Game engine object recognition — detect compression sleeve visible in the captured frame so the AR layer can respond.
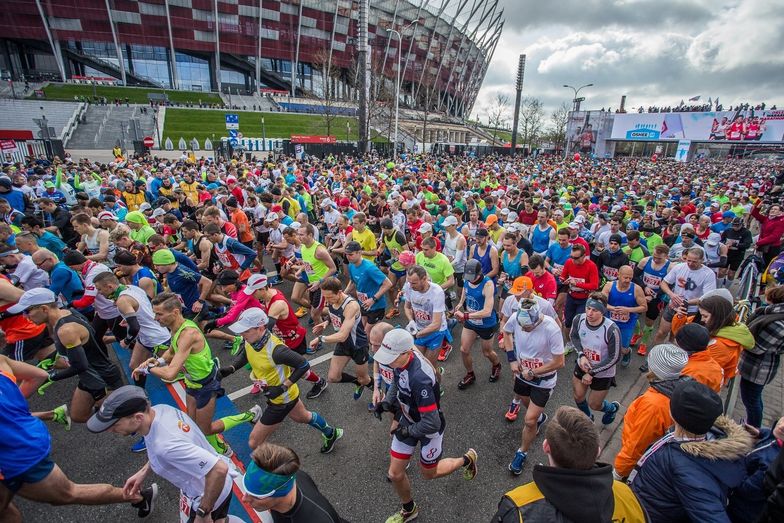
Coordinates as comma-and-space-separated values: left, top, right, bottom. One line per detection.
707, 255, 727, 268
70, 293, 96, 309
271, 345, 309, 384
265, 316, 278, 331
124, 314, 141, 338
49, 345, 89, 381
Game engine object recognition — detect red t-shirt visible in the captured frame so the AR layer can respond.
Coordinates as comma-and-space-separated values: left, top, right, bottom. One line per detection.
530, 271, 557, 300
560, 258, 599, 299
518, 210, 538, 226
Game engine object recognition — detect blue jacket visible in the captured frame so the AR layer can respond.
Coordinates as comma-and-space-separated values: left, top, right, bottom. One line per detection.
631, 416, 753, 523
728, 428, 782, 523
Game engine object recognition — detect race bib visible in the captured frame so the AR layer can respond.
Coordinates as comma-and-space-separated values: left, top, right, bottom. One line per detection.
329, 312, 343, 330
521, 358, 544, 370
584, 349, 601, 363
357, 291, 369, 302
413, 309, 431, 323
603, 266, 619, 280
610, 310, 630, 322
379, 366, 394, 384
642, 273, 662, 289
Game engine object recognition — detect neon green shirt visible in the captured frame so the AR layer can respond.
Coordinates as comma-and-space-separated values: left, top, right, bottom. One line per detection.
415, 251, 454, 286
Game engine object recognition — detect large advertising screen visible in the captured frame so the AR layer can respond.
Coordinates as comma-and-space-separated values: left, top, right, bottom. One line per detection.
610, 110, 784, 142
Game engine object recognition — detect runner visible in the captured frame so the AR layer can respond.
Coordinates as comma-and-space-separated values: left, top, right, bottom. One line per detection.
502, 299, 565, 474
223, 307, 343, 452
415, 236, 456, 361
401, 265, 453, 368
441, 215, 467, 289
380, 218, 410, 318
345, 241, 393, 333
297, 224, 338, 325
203, 222, 258, 281
112, 249, 162, 299
310, 277, 373, 400
560, 244, 600, 350
454, 260, 502, 390
602, 266, 648, 367
373, 328, 478, 523
633, 244, 671, 356
571, 293, 623, 425
0, 276, 58, 366
150, 249, 214, 320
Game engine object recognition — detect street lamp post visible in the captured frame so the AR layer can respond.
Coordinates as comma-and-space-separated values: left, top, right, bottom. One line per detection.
562, 83, 593, 158
386, 20, 418, 159
261, 116, 266, 151
346, 121, 350, 142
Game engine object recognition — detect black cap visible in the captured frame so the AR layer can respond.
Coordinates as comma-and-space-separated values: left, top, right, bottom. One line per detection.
380, 218, 394, 230
675, 323, 711, 353
114, 250, 138, 266
670, 379, 723, 435
463, 259, 483, 282
155, 197, 170, 206
225, 197, 239, 208
87, 385, 149, 433
63, 249, 87, 266
609, 233, 622, 244
345, 241, 362, 254
215, 269, 239, 286
476, 228, 489, 237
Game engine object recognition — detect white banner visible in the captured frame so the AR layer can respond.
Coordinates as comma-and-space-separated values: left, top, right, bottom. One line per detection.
610, 110, 784, 142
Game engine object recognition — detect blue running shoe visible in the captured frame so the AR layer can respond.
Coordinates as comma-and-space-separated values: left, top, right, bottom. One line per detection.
536, 413, 549, 434
131, 437, 147, 453
508, 450, 527, 475
601, 401, 621, 426
621, 350, 631, 368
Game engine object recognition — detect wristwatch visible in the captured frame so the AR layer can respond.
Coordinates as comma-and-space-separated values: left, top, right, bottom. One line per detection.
196, 506, 210, 518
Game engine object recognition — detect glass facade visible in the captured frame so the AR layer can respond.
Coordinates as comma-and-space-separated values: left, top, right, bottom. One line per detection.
176, 52, 211, 91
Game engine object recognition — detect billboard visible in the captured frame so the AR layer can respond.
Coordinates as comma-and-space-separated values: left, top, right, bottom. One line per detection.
565, 111, 615, 157
610, 110, 784, 142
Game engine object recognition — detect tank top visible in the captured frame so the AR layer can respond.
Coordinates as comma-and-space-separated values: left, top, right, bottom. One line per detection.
132, 266, 164, 295
384, 231, 406, 271
705, 243, 721, 268
531, 224, 553, 253
301, 241, 329, 282
196, 235, 221, 276
574, 314, 618, 379
214, 236, 244, 272
472, 244, 494, 279
245, 332, 299, 405
327, 296, 368, 348
118, 285, 171, 348
443, 232, 465, 272
642, 258, 669, 294
262, 290, 306, 349
53, 310, 115, 390
607, 281, 639, 329
502, 248, 525, 279
464, 276, 498, 328
171, 319, 215, 388
84, 229, 116, 267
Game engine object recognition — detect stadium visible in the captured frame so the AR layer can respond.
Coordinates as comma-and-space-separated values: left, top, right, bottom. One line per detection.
0, 0, 503, 118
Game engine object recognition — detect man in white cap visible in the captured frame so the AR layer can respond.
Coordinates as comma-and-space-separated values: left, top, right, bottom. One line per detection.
373, 328, 478, 523
223, 307, 343, 453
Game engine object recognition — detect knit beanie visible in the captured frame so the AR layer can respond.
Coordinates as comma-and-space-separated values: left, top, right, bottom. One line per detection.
647, 343, 688, 380
675, 323, 711, 353
670, 379, 723, 434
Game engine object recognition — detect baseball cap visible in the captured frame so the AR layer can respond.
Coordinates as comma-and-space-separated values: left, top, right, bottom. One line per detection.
243, 274, 268, 295
265, 212, 279, 222
374, 328, 414, 366
442, 215, 458, 227
228, 307, 269, 334
97, 211, 117, 221
511, 276, 534, 294
722, 211, 735, 219
670, 380, 723, 435
706, 232, 721, 246
419, 222, 432, 233
87, 385, 149, 433
7, 288, 57, 314
568, 221, 580, 230
338, 197, 351, 207
380, 218, 394, 229
476, 228, 489, 237
113, 250, 138, 266
398, 251, 416, 267
647, 343, 688, 380
138, 202, 152, 212
345, 241, 362, 254
485, 214, 498, 226
151, 208, 166, 218
152, 249, 176, 266
463, 259, 483, 282
320, 199, 334, 208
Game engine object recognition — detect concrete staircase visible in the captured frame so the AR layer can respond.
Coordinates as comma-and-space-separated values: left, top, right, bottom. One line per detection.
66, 104, 156, 149
221, 93, 276, 112
0, 99, 82, 140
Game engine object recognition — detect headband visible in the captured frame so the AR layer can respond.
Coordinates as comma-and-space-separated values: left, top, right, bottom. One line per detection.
585, 298, 607, 315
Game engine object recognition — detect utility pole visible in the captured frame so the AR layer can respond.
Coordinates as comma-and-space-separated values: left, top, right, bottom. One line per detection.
510, 54, 525, 153
357, 0, 370, 153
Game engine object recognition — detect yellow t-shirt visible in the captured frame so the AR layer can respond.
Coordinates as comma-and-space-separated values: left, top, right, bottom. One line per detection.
351, 227, 377, 261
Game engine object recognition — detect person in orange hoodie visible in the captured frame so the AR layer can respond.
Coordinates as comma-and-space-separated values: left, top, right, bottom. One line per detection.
613, 343, 689, 480
671, 290, 754, 386
675, 322, 724, 393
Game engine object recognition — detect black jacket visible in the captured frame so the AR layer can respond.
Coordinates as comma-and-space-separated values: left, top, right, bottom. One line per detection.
759, 445, 784, 523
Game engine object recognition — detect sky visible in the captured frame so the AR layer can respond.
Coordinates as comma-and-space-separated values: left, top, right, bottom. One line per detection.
471, 0, 784, 126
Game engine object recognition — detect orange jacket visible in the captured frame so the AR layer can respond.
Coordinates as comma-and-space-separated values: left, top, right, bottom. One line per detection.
682, 351, 724, 392
614, 387, 673, 478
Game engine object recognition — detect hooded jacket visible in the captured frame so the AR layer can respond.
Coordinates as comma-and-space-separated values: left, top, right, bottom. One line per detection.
493, 462, 649, 523
682, 350, 724, 393
124, 211, 156, 245
614, 377, 690, 478
631, 416, 753, 523
672, 315, 754, 384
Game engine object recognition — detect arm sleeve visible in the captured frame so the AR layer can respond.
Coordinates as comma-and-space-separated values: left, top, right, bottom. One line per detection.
707, 255, 727, 268
406, 409, 442, 439
451, 242, 466, 268
570, 316, 584, 352
632, 263, 646, 288
228, 238, 258, 270
70, 293, 96, 309
73, 173, 82, 189
271, 345, 309, 384
590, 324, 622, 375
50, 344, 90, 381
386, 379, 400, 408
125, 314, 141, 339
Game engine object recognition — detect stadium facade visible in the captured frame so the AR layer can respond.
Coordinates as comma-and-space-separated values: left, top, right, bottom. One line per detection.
0, 0, 503, 117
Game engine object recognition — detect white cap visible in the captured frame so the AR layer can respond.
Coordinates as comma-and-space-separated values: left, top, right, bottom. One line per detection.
228, 307, 269, 334
243, 274, 269, 295
8, 288, 57, 314
568, 221, 580, 229
289, 222, 302, 230
442, 215, 458, 227
265, 212, 279, 222
152, 208, 166, 218
706, 232, 721, 246
500, 208, 510, 215
97, 211, 117, 221
575, 214, 586, 223
139, 202, 152, 212
419, 222, 432, 233
507, 211, 518, 223
320, 199, 334, 208
373, 328, 414, 365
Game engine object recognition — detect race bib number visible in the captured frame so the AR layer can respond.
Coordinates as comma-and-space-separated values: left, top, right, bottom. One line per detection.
642, 273, 662, 289
413, 309, 432, 323
610, 310, 630, 322
357, 291, 369, 302
584, 349, 601, 363
569, 277, 585, 292
521, 358, 544, 370
603, 266, 619, 280
329, 312, 343, 330
379, 366, 394, 384
302, 262, 315, 276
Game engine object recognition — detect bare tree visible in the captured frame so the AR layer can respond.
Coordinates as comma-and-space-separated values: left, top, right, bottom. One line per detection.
487, 93, 510, 146
518, 96, 545, 152
311, 47, 342, 137
547, 101, 570, 153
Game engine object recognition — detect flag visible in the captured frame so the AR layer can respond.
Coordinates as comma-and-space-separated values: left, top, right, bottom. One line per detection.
689, 95, 701, 101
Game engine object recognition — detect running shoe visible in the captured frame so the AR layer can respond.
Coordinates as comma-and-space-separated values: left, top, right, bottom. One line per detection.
215, 438, 234, 458
563, 342, 576, 355
250, 381, 264, 394
637, 343, 648, 356
437, 343, 453, 362
620, 350, 631, 368
307, 378, 328, 399
225, 336, 244, 356
132, 483, 158, 518
505, 402, 520, 422
630, 333, 642, 347
131, 438, 147, 453
52, 404, 71, 431
462, 448, 478, 480
36, 356, 58, 371
639, 362, 649, 373
385, 504, 419, 523
353, 383, 366, 400
249, 404, 263, 423
457, 372, 476, 390
385, 308, 399, 319
447, 317, 458, 331
321, 427, 343, 454
508, 450, 527, 475
601, 401, 621, 426
294, 306, 308, 318
268, 276, 282, 286
489, 363, 502, 382
536, 413, 549, 434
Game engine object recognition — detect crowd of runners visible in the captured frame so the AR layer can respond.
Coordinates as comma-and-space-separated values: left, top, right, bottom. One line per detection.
1, 151, 784, 523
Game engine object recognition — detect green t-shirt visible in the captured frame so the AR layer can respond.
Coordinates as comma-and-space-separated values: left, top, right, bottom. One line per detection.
642, 233, 663, 251
415, 251, 454, 285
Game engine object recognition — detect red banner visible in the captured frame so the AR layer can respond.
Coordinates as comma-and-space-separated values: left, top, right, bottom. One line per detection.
260, 88, 288, 95
0, 140, 18, 152
290, 135, 336, 144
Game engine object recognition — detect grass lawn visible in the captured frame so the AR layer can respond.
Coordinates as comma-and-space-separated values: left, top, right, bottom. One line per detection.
481, 127, 513, 143
33, 84, 222, 105
162, 108, 366, 144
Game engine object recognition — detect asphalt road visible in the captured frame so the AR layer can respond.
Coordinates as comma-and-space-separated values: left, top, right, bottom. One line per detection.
18, 281, 645, 523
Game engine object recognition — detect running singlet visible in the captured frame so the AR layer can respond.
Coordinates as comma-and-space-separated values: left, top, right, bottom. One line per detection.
118, 285, 171, 348
300, 241, 330, 283
384, 231, 407, 272
171, 320, 215, 388
82, 261, 120, 320
245, 333, 299, 405
472, 245, 494, 279
214, 236, 245, 272
53, 310, 122, 391
262, 290, 306, 349
327, 296, 368, 348
531, 225, 553, 253
443, 233, 466, 273
642, 258, 669, 295
132, 266, 164, 295
502, 249, 526, 281
573, 314, 620, 379
84, 229, 116, 267
0, 370, 51, 479
607, 282, 639, 329
393, 350, 443, 434
464, 276, 497, 329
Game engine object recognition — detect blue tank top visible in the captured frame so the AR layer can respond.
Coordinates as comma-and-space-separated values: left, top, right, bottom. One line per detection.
132, 266, 164, 295
472, 245, 494, 279
531, 225, 553, 253
464, 276, 498, 328
502, 249, 525, 279
0, 371, 51, 478
607, 281, 638, 329
642, 258, 670, 294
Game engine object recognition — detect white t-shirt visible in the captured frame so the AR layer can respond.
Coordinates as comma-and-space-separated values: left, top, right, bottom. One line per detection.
503, 315, 564, 389
83, 262, 120, 319
12, 256, 49, 291
501, 294, 557, 322
663, 262, 717, 313
403, 281, 448, 331
146, 404, 236, 507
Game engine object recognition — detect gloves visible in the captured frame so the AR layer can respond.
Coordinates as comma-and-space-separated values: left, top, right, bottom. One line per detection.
218, 366, 235, 379
373, 400, 393, 420
203, 320, 218, 333
392, 424, 410, 440
264, 385, 286, 399
405, 320, 419, 336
